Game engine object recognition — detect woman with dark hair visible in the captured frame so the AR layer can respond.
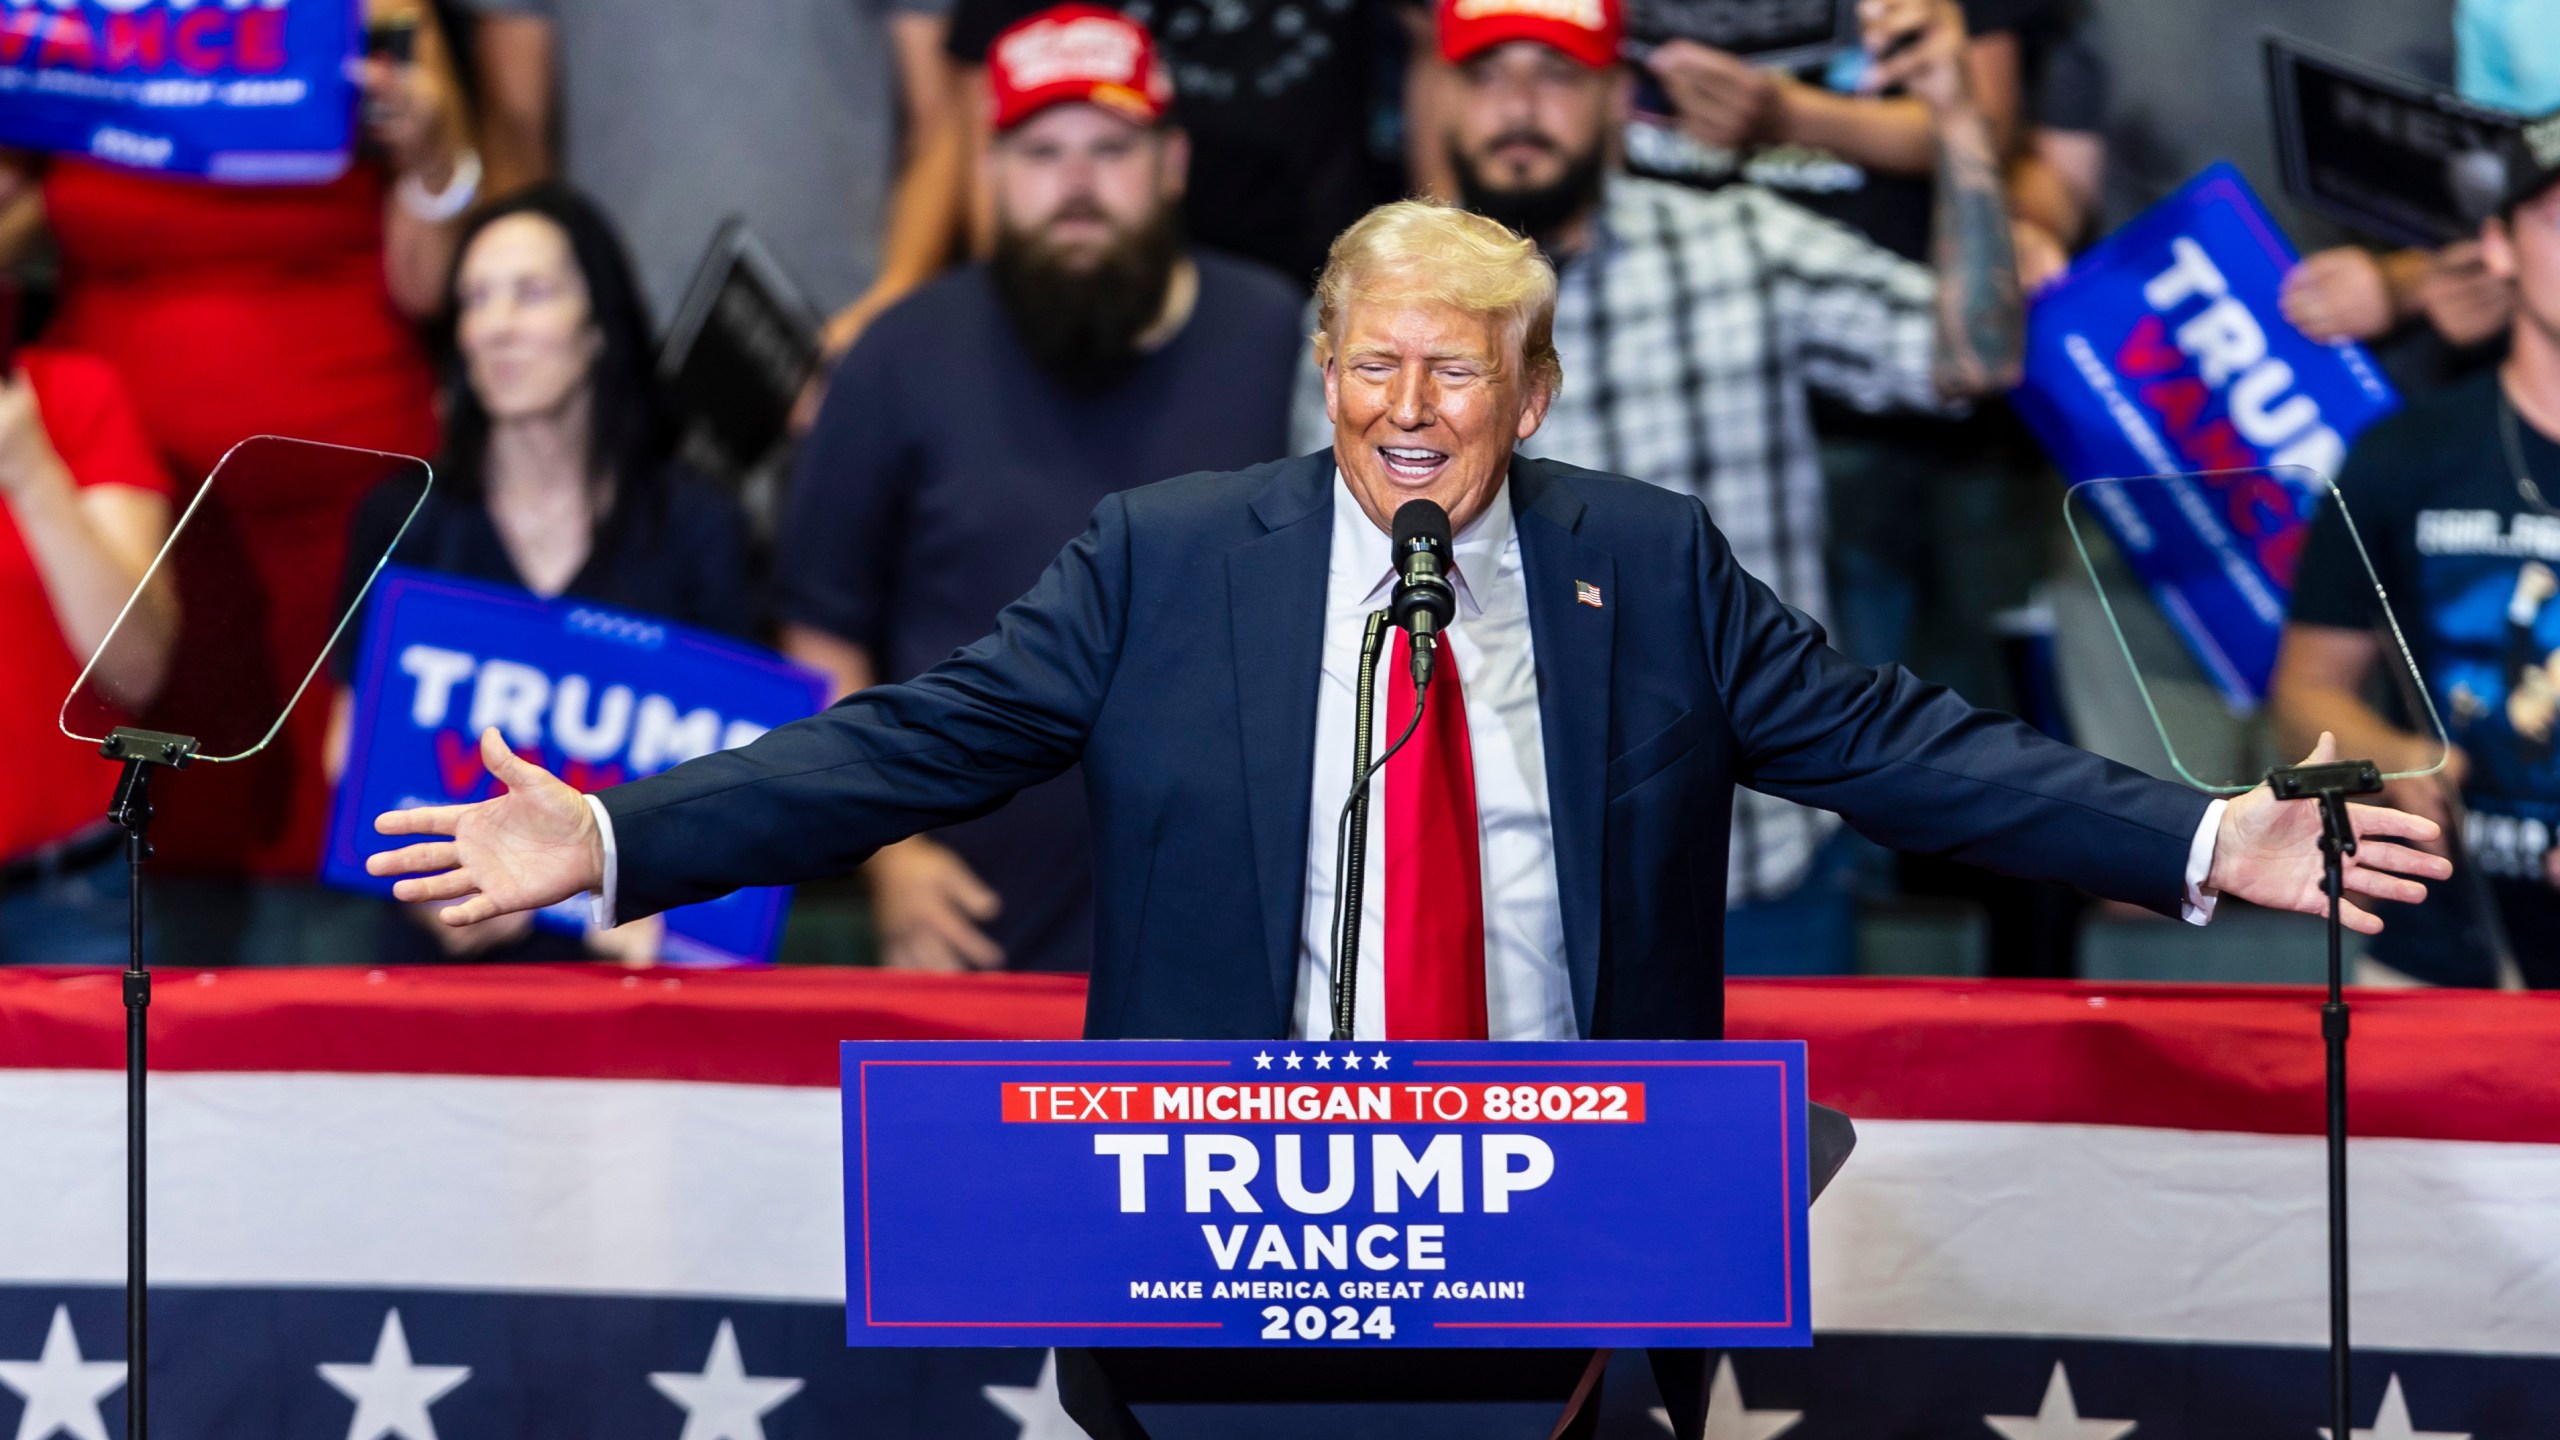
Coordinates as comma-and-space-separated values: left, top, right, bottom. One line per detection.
329, 185, 756, 962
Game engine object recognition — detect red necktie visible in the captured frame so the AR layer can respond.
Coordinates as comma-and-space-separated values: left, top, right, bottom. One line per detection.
1384, 630, 1487, 1039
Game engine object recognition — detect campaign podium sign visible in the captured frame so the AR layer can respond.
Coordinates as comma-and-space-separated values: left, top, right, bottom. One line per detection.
324, 567, 828, 965
0, 0, 361, 183
2012, 163, 2400, 708
842, 1040, 1811, 1349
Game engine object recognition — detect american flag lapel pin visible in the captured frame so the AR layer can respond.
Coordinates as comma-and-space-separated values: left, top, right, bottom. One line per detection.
1575, 579, 1604, 609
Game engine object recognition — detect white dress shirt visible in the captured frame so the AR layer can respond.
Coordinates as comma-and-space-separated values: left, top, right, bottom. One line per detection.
1290, 470, 1574, 1042
583, 469, 2231, 987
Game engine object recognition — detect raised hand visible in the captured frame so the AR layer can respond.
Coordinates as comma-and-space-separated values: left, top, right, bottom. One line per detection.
368, 728, 606, 928
2205, 734, 2454, 935
1858, 0, 1969, 109
2280, 247, 2399, 342
1644, 40, 1783, 154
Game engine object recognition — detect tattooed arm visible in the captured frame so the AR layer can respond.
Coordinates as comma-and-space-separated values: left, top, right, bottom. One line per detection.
1864, 0, 2024, 397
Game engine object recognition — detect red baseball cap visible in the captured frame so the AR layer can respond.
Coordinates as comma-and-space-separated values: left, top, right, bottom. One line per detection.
987, 4, 1175, 133
1436, 0, 1622, 70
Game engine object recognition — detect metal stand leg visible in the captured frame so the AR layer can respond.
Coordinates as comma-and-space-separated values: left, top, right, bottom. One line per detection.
125, 828, 148, 1440
101, 727, 194, 1440
2267, 759, 2377, 1440
2322, 825, 2351, 1440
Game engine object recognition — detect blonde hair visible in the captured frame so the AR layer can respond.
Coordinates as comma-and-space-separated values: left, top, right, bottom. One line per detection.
1312, 200, 1562, 398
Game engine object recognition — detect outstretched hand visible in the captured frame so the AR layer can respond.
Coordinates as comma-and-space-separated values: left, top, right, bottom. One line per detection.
368, 728, 605, 928
2206, 733, 2454, 935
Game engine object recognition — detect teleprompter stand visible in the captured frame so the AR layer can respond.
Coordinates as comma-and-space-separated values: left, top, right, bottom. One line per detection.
2267, 756, 2382, 1440
99, 725, 196, 1440
1058, 1104, 1858, 1439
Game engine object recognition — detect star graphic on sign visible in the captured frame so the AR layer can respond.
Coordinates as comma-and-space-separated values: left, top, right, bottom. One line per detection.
1371, 1051, 1391, 1068
648, 1318, 804, 1440
1340, 1053, 1363, 1069
1648, 1354, 1800, 1440
1283, 1052, 1303, 1070
1983, 1362, 2136, 1440
983, 1350, 1088, 1440
1313, 1052, 1334, 1070
2319, 1374, 2470, 1440
0, 1306, 125, 1440
317, 1309, 470, 1440
1252, 1051, 1273, 1070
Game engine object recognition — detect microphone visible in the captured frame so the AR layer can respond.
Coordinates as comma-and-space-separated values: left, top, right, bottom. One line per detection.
1390, 500, 1456, 689
1323, 501, 1453, 1040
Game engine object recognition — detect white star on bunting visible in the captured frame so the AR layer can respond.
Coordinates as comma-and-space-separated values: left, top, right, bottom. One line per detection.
0, 1306, 125, 1440
1984, 1362, 2136, 1440
1649, 1354, 1800, 1440
1371, 1051, 1391, 1068
983, 1350, 1091, 1440
2319, 1374, 2469, 1440
1252, 1052, 1273, 1069
1314, 1052, 1334, 1069
1283, 1052, 1303, 1070
317, 1309, 470, 1440
649, 1318, 804, 1440
1341, 1053, 1364, 1069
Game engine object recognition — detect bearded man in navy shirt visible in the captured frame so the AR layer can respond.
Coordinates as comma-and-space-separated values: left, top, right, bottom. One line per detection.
777, 4, 1305, 973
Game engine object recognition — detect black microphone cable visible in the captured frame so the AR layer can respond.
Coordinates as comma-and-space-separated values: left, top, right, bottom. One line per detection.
1326, 614, 1435, 1042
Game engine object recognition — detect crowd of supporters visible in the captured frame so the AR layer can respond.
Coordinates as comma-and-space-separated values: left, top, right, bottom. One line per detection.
0, 0, 2554, 988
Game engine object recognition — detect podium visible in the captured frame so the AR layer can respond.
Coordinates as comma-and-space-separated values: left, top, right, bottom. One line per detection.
841, 1039, 1852, 1439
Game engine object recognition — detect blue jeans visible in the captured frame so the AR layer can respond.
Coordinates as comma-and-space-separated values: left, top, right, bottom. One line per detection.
0, 842, 130, 966
1723, 829, 1861, 976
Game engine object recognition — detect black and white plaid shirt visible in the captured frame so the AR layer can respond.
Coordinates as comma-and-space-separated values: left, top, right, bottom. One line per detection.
1292, 173, 1947, 902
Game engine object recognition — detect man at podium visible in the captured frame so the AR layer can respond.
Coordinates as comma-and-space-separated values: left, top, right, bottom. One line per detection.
370, 200, 2448, 1041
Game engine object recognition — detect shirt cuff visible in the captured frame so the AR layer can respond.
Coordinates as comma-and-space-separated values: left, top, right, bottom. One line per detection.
2182, 797, 2229, 926
584, 793, 620, 929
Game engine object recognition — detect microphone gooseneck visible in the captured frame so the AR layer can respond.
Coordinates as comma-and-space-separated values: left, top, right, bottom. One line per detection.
1390, 499, 1456, 690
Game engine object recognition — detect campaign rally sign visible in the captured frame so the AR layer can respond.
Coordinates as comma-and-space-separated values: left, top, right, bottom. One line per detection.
2265, 33, 2522, 249
2012, 163, 2401, 708
844, 1039, 1811, 1348
324, 567, 829, 966
0, 0, 360, 183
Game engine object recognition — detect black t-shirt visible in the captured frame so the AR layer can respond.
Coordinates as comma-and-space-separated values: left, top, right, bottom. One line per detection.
333, 464, 759, 685
779, 250, 1305, 971
950, 0, 1387, 286
1624, 0, 2042, 262
2292, 372, 2560, 929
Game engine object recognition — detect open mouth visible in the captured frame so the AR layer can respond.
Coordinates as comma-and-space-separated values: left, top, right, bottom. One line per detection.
1378, 446, 1449, 484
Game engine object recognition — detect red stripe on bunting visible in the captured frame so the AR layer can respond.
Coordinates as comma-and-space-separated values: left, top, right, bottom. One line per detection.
0, 965, 1085, 1087
1728, 977, 2560, 1147
3, 969, 2556, 1145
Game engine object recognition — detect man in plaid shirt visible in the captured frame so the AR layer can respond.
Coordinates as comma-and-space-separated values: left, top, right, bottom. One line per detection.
1292, 0, 2021, 969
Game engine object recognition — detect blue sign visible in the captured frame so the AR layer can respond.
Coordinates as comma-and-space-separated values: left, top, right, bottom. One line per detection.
2012, 163, 2402, 707
323, 567, 829, 966
842, 1039, 1811, 1349
0, 0, 360, 183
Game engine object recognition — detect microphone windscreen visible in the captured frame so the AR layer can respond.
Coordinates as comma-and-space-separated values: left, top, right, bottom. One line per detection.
1393, 498, 1451, 554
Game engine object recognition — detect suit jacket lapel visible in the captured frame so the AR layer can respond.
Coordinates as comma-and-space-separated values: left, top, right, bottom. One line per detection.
1230, 454, 1335, 1028
1512, 458, 1613, 1034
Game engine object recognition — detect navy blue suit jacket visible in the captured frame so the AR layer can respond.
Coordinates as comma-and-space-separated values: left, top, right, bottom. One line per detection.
600, 452, 2211, 1039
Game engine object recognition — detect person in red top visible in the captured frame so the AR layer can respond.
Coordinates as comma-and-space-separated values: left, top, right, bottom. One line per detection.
0, 346, 175, 965
0, 4, 475, 961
